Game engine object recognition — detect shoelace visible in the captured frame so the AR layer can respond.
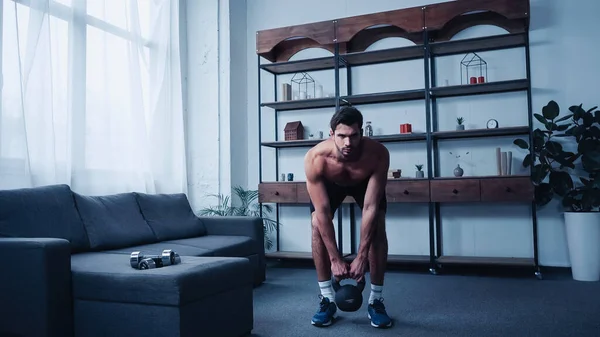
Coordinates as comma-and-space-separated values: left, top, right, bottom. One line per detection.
317, 295, 330, 312
371, 298, 387, 314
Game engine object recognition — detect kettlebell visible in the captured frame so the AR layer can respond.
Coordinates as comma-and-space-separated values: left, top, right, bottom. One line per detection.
332, 278, 366, 312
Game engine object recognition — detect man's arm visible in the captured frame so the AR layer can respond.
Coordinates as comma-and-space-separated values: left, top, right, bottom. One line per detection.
304, 153, 344, 264
356, 146, 390, 259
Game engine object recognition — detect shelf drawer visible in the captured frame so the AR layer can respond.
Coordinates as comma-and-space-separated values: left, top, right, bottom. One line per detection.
296, 183, 310, 203
430, 179, 480, 202
297, 183, 354, 204
258, 183, 297, 203
480, 177, 533, 202
386, 180, 430, 202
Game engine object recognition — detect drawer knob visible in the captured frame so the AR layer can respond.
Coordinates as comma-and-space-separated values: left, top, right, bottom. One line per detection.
506, 187, 512, 192
403, 190, 409, 195
452, 189, 458, 194
274, 191, 279, 195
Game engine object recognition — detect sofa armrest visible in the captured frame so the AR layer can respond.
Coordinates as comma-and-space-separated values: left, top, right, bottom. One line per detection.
199, 216, 265, 250
0, 238, 73, 337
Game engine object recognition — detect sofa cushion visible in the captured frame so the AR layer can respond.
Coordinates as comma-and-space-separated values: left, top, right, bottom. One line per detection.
134, 192, 207, 241
71, 253, 252, 306
103, 242, 214, 257
165, 236, 255, 257
74, 193, 156, 250
0, 184, 90, 252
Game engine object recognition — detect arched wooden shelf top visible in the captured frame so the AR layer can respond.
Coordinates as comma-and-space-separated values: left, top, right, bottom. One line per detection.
424, 0, 529, 41
268, 38, 336, 63
255, 0, 530, 61
428, 11, 526, 43
339, 24, 423, 54
256, 21, 334, 62
335, 5, 424, 45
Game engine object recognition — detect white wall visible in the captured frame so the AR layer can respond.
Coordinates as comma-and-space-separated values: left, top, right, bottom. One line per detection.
184, 0, 221, 212
184, 0, 248, 211
240, 0, 600, 267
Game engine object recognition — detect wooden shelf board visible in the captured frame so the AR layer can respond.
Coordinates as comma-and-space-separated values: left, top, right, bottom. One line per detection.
261, 97, 336, 111
433, 126, 530, 140
261, 139, 325, 148
341, 45, 424, 66
437, 255, 534, 267
265, 251, 313, 260
432, 174, 530, 180
341, 89, 425, 105
260, 56, 336, 75
345, 254, 431, 263
431, 79, 529, 98
430, 33, 527, 57
261, 133, 426, 148
371, 133, 427, 142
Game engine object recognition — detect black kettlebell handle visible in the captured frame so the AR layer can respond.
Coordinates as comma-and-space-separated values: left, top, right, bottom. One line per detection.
332, 277, 366, 292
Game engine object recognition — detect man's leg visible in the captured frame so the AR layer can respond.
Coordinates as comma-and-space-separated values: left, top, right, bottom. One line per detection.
312, 211, 332, 283
367, 212, 392, 328
310, 210, 338, 327
369, 212, 388, 288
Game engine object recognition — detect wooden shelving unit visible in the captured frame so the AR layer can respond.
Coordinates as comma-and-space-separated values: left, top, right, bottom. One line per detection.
256, 0, 540, 278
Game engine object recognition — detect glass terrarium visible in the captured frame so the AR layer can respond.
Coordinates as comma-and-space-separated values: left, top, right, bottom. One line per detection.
460, 52, 487, 84
291, 72, 315, 99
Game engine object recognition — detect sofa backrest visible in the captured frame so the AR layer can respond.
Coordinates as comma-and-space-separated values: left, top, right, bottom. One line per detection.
134, 192, 207, 241
1, 184, 208, 253
0, 184, 91, 253
73, 192, 158, 250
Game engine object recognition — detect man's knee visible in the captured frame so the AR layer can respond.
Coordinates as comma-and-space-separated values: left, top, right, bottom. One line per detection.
311, 212, 319, 230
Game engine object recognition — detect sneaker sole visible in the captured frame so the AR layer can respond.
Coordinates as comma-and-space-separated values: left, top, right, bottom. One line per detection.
311, 315, 335, 327
367, 313, 393, 328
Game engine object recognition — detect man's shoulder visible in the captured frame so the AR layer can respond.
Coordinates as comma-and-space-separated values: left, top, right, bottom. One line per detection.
305, 140, 330, 159
364, 138, 389, 156
305, 141, 330, 173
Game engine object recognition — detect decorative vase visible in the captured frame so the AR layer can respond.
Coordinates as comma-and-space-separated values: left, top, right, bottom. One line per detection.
416, 171, 424, 178
456, 125, 465, 131
453, 164, 464, 177
564, 212, 600, 281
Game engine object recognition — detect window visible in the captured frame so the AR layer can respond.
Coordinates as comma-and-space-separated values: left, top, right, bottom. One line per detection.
1, 0, 157, 173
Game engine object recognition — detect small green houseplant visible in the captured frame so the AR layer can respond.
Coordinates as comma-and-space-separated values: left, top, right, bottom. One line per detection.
456, 117, 465, 130
198, 186, 280, 250
513, 100, 600, 281
415, 164, 424, 178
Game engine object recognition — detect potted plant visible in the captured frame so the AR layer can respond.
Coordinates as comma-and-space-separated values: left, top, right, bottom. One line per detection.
198, 186, 280, 251
415, 164, 424, 178
456, 117, 465, 130
513, 100, 600, 281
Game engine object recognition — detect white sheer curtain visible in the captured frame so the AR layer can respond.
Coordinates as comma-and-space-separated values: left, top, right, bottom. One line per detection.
0, 0, 187, 195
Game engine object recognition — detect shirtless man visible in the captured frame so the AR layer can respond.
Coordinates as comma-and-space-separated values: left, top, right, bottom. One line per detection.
304, 106, 392, 328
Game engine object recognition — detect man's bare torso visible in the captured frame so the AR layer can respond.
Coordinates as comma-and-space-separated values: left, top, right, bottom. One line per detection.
306, 138, 384, 187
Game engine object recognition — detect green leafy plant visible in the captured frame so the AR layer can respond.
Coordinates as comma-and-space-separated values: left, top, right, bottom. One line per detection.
457, 117, 464, 125
513, 100, 600, 211
415, 164, 423, 171
198, 186, 280, 249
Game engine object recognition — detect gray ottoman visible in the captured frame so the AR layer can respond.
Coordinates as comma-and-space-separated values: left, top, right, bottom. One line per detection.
71, 253, 253, 337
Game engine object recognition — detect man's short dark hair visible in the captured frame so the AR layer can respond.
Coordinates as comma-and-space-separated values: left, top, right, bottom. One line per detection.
330, 106, 363, 131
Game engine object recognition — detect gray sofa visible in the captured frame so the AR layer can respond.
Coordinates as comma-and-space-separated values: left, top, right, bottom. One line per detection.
0, 184, 265, 337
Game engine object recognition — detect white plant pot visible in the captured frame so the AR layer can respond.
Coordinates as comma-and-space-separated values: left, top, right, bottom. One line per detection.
564, 212, 600, 281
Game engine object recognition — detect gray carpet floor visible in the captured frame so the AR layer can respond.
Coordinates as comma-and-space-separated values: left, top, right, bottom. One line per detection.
250, 264, 600, 337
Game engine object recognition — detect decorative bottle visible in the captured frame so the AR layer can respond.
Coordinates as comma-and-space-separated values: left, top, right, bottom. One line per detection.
365, 121, 373, 137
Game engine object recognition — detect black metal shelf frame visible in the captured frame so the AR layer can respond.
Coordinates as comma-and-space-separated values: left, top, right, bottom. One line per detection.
257, 31, 539, 277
